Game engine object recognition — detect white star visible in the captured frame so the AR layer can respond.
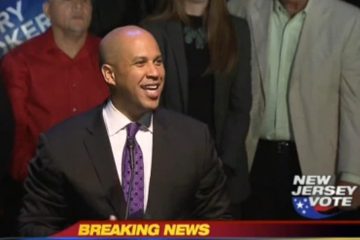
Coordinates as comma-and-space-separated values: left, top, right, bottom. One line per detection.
297, 201, 304, 209
302, 210, 306, 215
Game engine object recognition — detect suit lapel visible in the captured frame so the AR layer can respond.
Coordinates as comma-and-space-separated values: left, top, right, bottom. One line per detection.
166, 21, 189, 112
145, 109, 171, 218
83, 106, 126, 219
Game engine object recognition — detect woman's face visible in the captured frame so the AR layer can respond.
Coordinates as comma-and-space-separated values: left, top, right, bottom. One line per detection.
183, 0, 209, 16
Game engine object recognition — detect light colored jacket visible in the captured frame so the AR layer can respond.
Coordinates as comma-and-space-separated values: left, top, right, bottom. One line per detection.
228, 0, 360, 180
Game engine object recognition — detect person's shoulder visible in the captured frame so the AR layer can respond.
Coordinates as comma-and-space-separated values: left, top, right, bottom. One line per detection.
3, 31, 47, 60
44, 105, 103, 142
313, 0, 360, 29
155, 108, 208, 129
141, 18, 175, 35
317, 0, 360, 16
141, 19, 177, 47
331, 0, 360, 12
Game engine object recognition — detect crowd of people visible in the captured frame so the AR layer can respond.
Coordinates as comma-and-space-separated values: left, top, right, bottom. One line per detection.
0, 0, 360, 237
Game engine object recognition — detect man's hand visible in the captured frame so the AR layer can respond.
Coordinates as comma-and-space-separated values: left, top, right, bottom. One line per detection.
337, 180, 360, 210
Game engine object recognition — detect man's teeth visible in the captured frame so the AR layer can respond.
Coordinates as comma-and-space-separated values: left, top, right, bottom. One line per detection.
142, 84, 159, 90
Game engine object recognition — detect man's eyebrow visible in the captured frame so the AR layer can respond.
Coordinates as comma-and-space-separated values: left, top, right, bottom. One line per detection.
154, 54, 162, 60
132, 55, 162, 62
132, 56, 147, 62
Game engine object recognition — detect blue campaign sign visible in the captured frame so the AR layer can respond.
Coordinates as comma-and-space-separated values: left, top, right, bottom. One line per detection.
0, 0, 51, 58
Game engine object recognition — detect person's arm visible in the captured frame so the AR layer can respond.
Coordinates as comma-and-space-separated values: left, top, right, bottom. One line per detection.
1, 53, 36, 182
19, 134, 69, 236
220, 18, 251, 184
337, 9, 360, 209
192, 124, 231, 219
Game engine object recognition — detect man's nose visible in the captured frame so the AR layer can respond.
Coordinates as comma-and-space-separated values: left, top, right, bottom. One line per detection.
146, 64, 161, 79
72, 0, 88, 9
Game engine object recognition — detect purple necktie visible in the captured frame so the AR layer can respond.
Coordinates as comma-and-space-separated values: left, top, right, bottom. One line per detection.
122, 122, 144, 219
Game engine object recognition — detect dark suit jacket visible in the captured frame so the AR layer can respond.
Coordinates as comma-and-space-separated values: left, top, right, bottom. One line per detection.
19, 105, 230, 236
142, 16, 252, 203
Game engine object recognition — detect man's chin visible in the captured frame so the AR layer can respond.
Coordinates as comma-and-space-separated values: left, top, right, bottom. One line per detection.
144, 102, 160, 112
68, 27, 89, 37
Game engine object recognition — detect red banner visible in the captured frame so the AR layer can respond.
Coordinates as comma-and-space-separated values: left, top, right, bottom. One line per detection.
53, 220, 360, 238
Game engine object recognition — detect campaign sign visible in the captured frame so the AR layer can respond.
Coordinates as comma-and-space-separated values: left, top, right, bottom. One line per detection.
0, 0, 50, 58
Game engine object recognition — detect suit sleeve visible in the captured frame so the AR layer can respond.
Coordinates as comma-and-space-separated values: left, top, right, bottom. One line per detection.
338, 10, 360, 184
221, 19, 251, 168
192, 124, 231, 219
19, 134, 69, 237
220, 18, 252, 202
1, 52, 36, 182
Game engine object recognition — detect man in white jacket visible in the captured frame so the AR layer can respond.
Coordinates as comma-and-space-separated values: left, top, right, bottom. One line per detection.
228, 0, 360, 219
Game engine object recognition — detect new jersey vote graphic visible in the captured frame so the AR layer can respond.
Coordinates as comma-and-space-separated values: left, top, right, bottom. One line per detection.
0, 0, 50, 58
291, 175, 357, 219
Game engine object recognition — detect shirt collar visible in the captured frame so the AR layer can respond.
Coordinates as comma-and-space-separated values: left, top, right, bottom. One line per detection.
43, 28, 95, 59
42, 29, 58, 53
103, 100, 153, 136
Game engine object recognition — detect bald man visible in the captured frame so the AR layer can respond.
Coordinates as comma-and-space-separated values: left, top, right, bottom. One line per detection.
18, 26, 230, 237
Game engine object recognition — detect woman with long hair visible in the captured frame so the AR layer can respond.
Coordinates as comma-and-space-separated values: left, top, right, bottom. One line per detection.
142, 0, 251, 218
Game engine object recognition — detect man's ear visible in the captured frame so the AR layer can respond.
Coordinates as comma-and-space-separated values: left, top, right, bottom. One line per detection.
43, 1, 50, 18
101, 64, 116, 86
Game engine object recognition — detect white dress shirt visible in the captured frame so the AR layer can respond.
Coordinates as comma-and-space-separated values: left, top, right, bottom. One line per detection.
102, 100, 153, 210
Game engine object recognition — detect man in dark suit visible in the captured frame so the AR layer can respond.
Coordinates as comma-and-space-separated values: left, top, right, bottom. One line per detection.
18, 26, 230, 236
